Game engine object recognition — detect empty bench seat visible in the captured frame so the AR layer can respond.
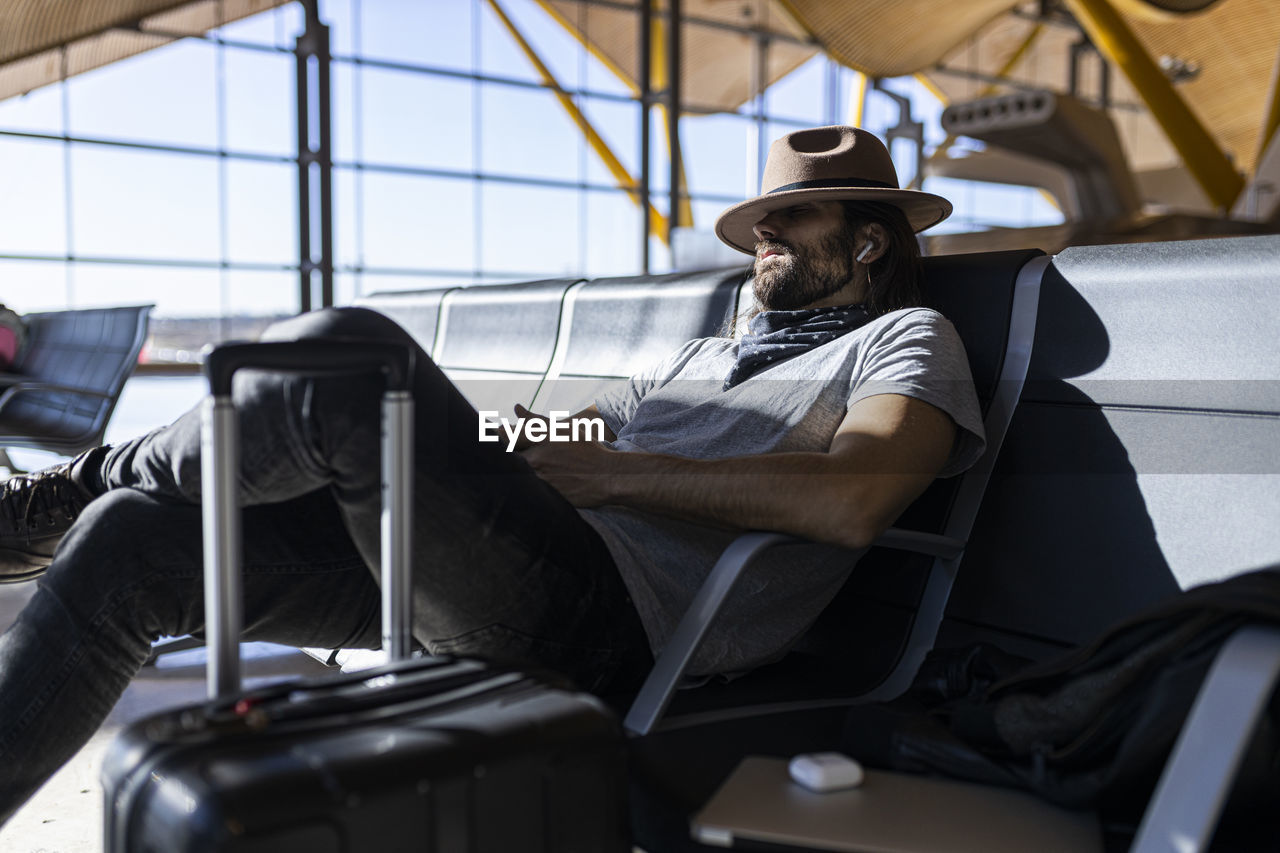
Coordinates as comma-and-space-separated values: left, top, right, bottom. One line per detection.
947, 234, 1280, 656
0, 305, 152, 465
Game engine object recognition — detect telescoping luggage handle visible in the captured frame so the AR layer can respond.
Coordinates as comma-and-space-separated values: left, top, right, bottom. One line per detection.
200, 340, 415, 700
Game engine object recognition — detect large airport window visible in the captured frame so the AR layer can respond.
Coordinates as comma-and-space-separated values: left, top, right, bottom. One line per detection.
361, 171, 475, 272
359, 67, 475, 172
0, 137, 66, 257
0, 260, 69, 311
224, 160, 298, 266
481, 85, 584, 184
0, 0, 1075, 361
359, 0, 473, 72
480, 182, 582, 278
74, 264, 222, 318
223, 48, 295, 157
69, 145, 221, 262
0, 78, 61, 135
66, 40, 218, 149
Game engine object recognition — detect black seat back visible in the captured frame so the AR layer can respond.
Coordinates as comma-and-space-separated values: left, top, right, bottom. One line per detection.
701, 248, 1048, 701
0, 305, 152, 456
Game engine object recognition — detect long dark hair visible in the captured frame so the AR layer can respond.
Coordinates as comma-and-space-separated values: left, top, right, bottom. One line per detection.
841, 200, 924, 316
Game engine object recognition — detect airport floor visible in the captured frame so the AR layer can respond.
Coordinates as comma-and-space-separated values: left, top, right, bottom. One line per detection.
0, 580, 331, 853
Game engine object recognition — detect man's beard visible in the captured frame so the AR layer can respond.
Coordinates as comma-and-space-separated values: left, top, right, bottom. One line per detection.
752, 227, 859, 311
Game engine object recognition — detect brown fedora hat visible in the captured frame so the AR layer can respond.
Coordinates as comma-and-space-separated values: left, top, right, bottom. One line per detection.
714, 125, 952, 255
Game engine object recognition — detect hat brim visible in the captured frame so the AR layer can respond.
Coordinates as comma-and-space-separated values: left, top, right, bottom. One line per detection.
714, 186, 954, 255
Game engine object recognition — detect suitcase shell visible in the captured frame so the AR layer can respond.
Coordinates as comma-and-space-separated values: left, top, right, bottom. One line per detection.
102, 658, 629, 852
100, 340, 630, 852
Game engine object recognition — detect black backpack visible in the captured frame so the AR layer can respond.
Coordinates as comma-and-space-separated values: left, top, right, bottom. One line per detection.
841, 566, 1280, 839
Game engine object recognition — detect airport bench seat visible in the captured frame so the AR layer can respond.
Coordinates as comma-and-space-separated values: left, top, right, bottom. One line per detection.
354, 234, 1280, 851
353, 249, 1044, 708
0, 305, 152, 471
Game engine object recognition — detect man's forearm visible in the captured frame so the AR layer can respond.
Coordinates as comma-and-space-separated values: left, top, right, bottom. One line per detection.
522, 394, 957, 552
598, 450, 903, 551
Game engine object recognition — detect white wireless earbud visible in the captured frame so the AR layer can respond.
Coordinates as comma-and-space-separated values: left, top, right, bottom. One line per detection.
856, 243, 874, 263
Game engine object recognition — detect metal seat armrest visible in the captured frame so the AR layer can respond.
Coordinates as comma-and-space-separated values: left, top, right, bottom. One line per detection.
874, 528, 964, 560
1131, 624, 1280, 852
622, 526, 962, 736
624, 531, 798, 735
0, 380, 115, 412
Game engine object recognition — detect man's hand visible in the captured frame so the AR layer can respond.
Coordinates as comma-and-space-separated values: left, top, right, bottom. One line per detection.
521, 439, 619, 507
524, 393, 957, 551
508, 403, 616, 451
508, 404, 546, 452
514, 394, 956, 551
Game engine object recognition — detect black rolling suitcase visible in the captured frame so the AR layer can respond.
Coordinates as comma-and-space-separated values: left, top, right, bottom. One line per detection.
101, 340, 630, 853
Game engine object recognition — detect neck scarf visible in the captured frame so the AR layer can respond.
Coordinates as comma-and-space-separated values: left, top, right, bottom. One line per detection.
723, 304, 871, 390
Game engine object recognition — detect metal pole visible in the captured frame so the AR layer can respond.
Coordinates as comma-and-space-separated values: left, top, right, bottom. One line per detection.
294, 20, 311, 312
381, 392, 414, 661
666, 0, 681, 249
824, 58, 840, 126
640, 0, 652, 273
1257, 46, 1280, 169
749, 24, 768, 197
874, 79, 925, 190
201, 397, 242, 699
317, 17, 334, 308
295, 0, 334, 312
1068, 38, 1084, 98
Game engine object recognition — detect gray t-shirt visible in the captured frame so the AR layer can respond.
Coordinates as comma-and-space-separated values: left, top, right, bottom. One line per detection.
579, 307, 986, 676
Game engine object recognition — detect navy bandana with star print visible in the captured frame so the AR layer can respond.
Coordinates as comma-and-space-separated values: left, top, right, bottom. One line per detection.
723, 304, 872, 390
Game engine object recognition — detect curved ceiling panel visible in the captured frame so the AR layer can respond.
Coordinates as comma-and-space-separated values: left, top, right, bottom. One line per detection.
0, 0, 285, 101
781, 0, 1020, 77
541, 0, 818, 113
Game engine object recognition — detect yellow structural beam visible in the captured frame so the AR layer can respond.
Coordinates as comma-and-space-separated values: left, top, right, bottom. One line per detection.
1258, 46, 1280, 170
647, 7, 695, 229
851, 71, 867, 126
531, 0, 692, 231
487, 0, 670, 243
1063, 0, 1243, 210
913, 73, 949, 107
532, 0, 640, 95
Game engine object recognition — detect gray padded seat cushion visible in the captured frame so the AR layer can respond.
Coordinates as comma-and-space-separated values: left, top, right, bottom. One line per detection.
355, 288, 452, 355
435, 278, 579, 374
556, 267, 747, 379
1027, 235, 1280, 412
948, 234, 1280, 651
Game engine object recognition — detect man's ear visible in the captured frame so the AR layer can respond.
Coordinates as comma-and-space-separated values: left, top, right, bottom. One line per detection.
857, 222, 890, 264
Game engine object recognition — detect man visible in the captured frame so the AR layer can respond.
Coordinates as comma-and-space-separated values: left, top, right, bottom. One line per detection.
0, 126, 983, 822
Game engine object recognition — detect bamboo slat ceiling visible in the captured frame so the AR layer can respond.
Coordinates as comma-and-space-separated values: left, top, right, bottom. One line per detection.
540, 0, 818, 112
2, 0, 1276, 181
886, 0, 1280, 175
0, 0, 288, 103
548, 0, 1278, 179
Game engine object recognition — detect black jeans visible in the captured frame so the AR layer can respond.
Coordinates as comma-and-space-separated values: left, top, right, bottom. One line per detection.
0, 307, 650, 824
